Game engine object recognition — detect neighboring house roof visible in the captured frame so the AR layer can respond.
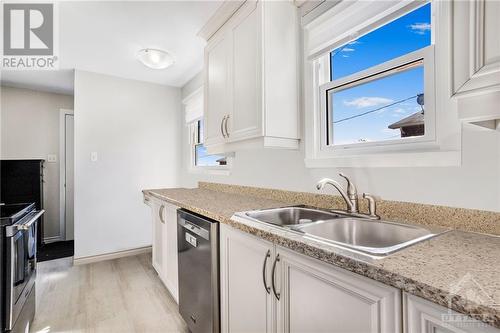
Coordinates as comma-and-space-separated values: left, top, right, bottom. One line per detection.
388, 110, 424, 129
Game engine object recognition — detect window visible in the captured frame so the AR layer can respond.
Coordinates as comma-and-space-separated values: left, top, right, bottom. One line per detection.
192, 120, 227, 168
321, 3, 434, 148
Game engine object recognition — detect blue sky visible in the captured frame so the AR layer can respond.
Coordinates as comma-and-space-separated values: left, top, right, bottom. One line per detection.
329, 3, 431, 145
196, 144, 224, 167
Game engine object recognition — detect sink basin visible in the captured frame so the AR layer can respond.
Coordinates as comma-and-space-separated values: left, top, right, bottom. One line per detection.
238, 206, 447, 257
292, 217, 442, 256
245, 207, 339, 227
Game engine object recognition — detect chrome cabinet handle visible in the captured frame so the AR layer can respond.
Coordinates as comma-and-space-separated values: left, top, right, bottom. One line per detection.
224, 114, 230, 138
220, 116, 226, 138
262, 250, 271, 294
271, 254, 280, 300
159, 205, 165, 224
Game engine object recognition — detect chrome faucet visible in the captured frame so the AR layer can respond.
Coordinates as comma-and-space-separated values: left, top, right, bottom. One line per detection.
316, 174, 358, 213
316, 173, 380, 219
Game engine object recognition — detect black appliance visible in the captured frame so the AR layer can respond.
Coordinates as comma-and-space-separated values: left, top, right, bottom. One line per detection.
1, 160, 45, 252
177, 209, 219, 333
0, 203, 44, 332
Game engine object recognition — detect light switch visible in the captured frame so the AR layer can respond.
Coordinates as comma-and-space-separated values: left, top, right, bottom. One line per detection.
90, 152, 98, 162
47, 154, 57, 163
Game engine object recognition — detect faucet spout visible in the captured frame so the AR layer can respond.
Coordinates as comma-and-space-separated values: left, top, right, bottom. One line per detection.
316, 178, 355, 212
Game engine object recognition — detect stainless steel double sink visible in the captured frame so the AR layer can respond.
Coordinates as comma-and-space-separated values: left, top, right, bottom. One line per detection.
238, 207, 447, 257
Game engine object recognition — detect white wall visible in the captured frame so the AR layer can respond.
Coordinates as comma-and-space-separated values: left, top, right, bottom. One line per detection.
74, 70, 181, 259
0, 86, 74, 240
180, 73, 500, 213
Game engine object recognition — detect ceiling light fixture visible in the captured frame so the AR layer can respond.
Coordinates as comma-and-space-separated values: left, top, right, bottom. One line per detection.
136, 48, 174, 69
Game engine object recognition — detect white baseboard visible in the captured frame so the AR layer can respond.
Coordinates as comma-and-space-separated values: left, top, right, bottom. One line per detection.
73, 246, 152, 265
44, 236, 63, 243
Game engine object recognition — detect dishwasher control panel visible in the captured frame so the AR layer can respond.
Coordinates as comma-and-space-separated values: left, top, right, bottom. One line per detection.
185, 232, 197, 247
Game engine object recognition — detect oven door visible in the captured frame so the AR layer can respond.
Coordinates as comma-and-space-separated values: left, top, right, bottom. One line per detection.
5, 210, 42, 330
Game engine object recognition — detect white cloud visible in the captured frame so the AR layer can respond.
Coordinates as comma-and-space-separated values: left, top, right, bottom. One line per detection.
342, 54, 349, 58
409, 22, 431, 35
393, 108, 407, 114
342, 47, 355, 52
343, 97, 394, 108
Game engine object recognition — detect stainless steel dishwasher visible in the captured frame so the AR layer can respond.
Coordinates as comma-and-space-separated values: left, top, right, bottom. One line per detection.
177, 209, 219, 333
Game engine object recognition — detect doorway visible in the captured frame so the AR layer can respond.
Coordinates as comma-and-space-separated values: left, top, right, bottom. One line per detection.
64, 112, 74, 241
38, 109, 75, 262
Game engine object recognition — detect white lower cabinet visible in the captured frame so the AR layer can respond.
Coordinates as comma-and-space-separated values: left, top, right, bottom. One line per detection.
151, 199, 165, 275
150, 198, 179, 303
161, 202, 179, 303
220, 224, 274, 333
220, 225, 401, 333
404, 293, 499, 333
276, 246, 401, 333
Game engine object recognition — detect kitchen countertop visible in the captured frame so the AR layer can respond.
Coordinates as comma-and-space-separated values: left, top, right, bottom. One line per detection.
143, 187, 500, 329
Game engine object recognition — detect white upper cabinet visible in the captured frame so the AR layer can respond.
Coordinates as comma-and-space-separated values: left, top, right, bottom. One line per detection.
205, 34, 232, 147
201, 0, 299, 153
230, 1, 262, 142
453, 0, 500, 130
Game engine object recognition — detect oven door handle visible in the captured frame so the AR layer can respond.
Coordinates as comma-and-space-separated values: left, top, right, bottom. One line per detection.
18, 210, 44, 230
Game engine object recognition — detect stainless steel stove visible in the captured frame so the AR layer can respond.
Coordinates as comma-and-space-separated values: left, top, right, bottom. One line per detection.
0, 203, 44, 333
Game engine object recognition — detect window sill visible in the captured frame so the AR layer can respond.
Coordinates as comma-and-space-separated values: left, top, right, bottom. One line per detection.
188, 167, 231, 176
305, 150, 461, 168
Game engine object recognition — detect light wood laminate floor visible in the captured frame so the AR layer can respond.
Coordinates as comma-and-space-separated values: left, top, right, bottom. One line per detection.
31, 254, 188, 333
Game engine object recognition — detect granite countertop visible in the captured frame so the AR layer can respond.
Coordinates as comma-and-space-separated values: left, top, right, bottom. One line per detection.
143, 187, 500, 329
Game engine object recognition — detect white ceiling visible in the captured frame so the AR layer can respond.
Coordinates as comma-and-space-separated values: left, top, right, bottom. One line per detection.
1, 1, 221, 94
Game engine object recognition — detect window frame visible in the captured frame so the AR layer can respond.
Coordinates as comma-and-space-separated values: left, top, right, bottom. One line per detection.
303, 0, 461, 168
189, 119, 231, 172
319, 45, 436, 152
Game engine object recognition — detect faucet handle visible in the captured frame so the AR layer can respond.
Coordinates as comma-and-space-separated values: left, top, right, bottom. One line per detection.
362, 193, 380, 219
339, 173, 357, 197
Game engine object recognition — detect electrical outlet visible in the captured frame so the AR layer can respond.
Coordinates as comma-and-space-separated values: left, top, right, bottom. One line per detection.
91, 152, 98, 162
47, 154, 57, 163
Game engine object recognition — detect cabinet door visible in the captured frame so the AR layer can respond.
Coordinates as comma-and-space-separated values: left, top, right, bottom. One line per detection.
276, 247, 401, 333
220, 224, 274, 333
151, 201, 164, 276
205, 32, 231, 146
405, 293, 499, 333
161, 203, 179, 303
452, 0, 500, 96
229, 1, 263, 142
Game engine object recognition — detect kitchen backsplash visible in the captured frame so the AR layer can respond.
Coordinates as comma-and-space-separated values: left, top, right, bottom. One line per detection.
199, 182, 500, 236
